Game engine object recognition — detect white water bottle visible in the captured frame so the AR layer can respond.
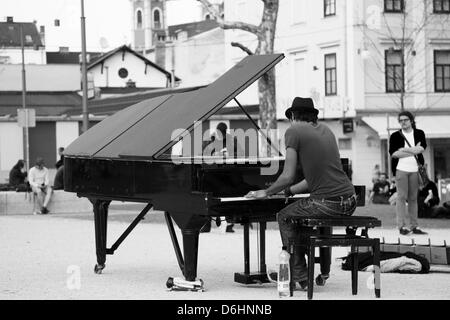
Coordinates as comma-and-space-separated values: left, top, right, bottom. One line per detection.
278, 246, 291, 298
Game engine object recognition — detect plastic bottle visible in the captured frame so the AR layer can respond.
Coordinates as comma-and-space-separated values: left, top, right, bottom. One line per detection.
278, 246, 291, 298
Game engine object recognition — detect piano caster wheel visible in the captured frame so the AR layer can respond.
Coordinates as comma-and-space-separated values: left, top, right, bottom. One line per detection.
315, 274, 329, 286
94, 264, 105, 274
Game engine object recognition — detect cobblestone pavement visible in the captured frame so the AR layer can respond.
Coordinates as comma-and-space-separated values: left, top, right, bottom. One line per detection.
1, 214, 450, 300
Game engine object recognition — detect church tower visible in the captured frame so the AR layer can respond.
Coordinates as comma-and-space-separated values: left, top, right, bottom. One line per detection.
130, 0, 167, 53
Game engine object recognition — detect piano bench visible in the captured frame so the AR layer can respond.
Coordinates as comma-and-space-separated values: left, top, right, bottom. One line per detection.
287, 215, 381, 300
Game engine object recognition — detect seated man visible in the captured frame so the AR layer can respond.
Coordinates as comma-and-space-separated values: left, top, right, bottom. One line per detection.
370, 173, 391, 204
245, 97, 356, 290
28, 157, 52, 214
418, 177, 440, 218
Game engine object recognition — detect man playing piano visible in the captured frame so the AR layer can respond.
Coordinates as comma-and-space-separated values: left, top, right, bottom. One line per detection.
245, 97, 357, 290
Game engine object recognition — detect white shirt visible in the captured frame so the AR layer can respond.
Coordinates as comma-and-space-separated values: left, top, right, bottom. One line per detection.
397, 130, 418, 173
28, 166, 50, 188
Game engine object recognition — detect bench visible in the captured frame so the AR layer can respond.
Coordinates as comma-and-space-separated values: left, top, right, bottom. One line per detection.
0, 190, 92, 215
286, 215, 382, 299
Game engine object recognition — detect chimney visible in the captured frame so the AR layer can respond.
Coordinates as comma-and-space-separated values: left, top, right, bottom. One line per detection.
39, 25, 45, 46
6, 16, 13, 23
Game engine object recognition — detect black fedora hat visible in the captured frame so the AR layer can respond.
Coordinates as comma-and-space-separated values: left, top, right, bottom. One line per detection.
285, 97, 319, 120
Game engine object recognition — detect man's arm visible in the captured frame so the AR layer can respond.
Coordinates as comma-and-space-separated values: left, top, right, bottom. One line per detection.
44, 168, 50, 186
28, 169, 38, 188
245, 148, 297, 198
289, 179, 309, 194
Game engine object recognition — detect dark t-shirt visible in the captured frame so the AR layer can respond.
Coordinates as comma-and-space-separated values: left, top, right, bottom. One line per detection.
284, 122, 354, 199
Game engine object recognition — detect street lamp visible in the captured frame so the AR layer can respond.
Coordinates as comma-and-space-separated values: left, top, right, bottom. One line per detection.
80, 0, 89, 133
20, 24, 29, 174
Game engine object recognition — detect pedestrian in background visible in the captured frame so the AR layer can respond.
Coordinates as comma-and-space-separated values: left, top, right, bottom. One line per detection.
389, 111, 427, 235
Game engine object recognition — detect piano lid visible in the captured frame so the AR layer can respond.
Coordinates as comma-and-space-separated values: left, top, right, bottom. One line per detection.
64, 53, 284, 159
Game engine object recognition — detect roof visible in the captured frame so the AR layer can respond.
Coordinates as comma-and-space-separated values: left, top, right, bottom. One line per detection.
0, 91, 81, 117
64, 53, 284, 159
362, 115, 450, 139
0, 22, 43, 48
46, 51, 103, 64
87, 45, 180, 81
63, 86, 206, 116
168, 19, 220, 39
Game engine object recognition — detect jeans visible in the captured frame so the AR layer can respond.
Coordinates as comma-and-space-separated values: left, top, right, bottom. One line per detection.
277, 194, 357, 281
395, 170, 419, 229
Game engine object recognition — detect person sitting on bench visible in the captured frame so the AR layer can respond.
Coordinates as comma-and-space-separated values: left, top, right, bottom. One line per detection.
369, 172, 391, 204
28, 157, 53, 214
245, 97, 356, 290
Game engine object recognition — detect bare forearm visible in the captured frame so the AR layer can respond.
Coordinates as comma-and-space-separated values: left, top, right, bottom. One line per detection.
265, 175, 294, 196
402, 146, 424, 155
392, 150, 414, 158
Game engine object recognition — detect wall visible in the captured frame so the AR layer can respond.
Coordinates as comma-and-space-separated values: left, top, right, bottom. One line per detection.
0, 64, 80, 91
89, 51, 168, 88
0, 47, 46, 64
56, 121, 79, 161
170, 28, 226, 87
0, 122, 23, 172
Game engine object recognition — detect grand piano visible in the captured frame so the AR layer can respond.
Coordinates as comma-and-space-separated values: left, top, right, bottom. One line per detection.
64, 53, 363, 288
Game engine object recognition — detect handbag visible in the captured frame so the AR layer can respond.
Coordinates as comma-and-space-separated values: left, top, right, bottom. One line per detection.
399, 131, 429, 186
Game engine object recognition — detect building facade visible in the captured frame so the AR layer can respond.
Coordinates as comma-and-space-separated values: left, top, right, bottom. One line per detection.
0, 18, 46, 64
223, 0, 450, 188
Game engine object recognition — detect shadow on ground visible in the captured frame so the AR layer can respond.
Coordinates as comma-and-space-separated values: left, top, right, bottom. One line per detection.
53, 203, 450, 231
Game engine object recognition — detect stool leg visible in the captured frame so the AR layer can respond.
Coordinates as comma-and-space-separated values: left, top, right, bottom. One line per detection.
351, 245, 358, 295
307, 241, 315, 300
373, 240, 381, 298
319, 227, 332, 277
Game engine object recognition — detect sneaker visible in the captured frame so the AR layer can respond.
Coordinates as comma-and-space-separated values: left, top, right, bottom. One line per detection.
41, 207, 49, 214
33, 210, 42, 215
411, 227, 427, 235
399, 227, 411, 235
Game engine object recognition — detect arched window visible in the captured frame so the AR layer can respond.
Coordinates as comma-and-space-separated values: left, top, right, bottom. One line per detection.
205, 14, 211, 20
153, 9, 161, 29
136, 9, 142, 29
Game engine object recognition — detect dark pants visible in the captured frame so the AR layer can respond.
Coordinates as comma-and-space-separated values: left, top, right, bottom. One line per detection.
277, 195, 357, 281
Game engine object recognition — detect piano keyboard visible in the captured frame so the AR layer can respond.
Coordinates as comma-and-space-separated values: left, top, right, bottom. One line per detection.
218, 193, 310, 202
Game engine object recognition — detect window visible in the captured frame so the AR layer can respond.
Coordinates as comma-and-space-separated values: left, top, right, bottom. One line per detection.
324, 0, 336, 17
384, 0, 404, 12
136, 10, 142, 29
325, 53, 337, 96
153, 9, 161, 29
338, 138, 352, 150
385, 50, 404, 93
434, 0, 450, 13
118, 68, 129, 79
435, 50, 450, 92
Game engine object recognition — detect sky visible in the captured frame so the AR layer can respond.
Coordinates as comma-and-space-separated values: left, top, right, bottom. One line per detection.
1, 0, 203, 52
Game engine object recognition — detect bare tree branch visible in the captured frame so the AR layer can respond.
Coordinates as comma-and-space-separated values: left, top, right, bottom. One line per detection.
231, 42, 254, 55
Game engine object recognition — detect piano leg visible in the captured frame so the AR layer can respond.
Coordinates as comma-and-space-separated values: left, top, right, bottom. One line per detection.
181, 229, 200, 281
91, 199, 111, 274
